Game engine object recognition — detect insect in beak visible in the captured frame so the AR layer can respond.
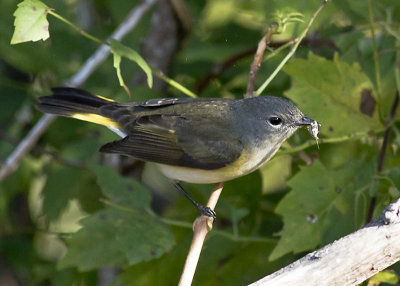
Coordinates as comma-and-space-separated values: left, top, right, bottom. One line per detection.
296, 116, 321, 149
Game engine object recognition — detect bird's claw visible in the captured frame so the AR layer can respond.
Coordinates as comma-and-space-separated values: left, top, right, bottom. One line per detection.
198, 205, 216, 219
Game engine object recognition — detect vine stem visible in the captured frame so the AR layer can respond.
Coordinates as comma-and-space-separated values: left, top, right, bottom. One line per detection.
256, 0, 328, 96
277, 130, 378, 155
152, 69, 197, 98
47, 9, 108, 46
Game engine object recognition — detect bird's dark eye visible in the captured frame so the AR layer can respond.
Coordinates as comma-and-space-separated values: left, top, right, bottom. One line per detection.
268, 117, 282, 126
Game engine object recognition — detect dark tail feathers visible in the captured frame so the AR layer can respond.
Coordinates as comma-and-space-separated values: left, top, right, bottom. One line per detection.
36, 87, 112, 117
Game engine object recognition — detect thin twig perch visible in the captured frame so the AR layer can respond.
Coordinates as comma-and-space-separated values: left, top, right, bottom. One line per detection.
178, 18, 280, 285
178, 182, 224, 286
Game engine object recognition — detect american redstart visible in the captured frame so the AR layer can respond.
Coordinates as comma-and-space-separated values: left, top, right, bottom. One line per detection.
37, 87, 319, 218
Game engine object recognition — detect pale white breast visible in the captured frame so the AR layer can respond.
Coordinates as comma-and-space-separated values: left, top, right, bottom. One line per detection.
156, 141, 280, 184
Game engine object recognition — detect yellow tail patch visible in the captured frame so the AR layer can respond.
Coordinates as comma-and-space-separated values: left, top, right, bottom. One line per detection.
95, 94, 115, 102
71, 113, 119, 128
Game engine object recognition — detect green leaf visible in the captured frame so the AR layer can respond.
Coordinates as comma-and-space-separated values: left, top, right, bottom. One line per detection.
260, 155, 292, 194
271, 148, 377, 260
42, 165, 86, 221
60, 207, 175, 271
90, 164, 151, 208
59, 209, 126, 270
369, 270, 399, 285
284, 53, 383, 137
220, 170, 263, 226
59, 164, 175, 271
110, 39, 153, 88
112, 52, 129, 94
11, 0, 50, 44
109, 235, 192, 286
270, 160, 336, 260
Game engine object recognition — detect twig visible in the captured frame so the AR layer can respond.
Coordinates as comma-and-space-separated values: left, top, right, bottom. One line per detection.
0, 114, 55, 181
377, 93, 399, 172
195, 47, 256, 94
367, 92, 399, 222
256, 0, 329, 96
0, 131, 85, 168
244, 22, 278, 98
0, 0, 158, 182
177, 22, 280, 285
194, 37, 336, 95
177, 22, 280, 283
178, 182, 224, 286
367, 0, 382, 107
277, 130, 377, 155
249, 198, 400, 286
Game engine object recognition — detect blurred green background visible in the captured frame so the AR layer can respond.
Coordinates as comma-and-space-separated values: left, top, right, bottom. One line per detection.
1, 0, 400, 285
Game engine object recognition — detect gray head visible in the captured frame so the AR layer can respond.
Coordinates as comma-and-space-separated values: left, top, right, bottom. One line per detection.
231, 96, 317, 148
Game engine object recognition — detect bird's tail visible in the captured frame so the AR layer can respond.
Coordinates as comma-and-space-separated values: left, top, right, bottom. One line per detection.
37, 87, 119, 128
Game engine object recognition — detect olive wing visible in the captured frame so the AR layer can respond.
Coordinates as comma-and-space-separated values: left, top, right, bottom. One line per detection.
99, 113, 243, 170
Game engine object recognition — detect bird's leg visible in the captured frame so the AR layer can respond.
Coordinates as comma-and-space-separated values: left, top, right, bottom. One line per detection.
174, 182, 216, 219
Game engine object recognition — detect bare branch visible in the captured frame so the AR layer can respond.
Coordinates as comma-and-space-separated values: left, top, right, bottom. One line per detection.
244, 22, 278, 98
178, 182, 224, 286
249, 198, 400, 286
0, 114, 55, 181
194, 37, 337, 95
0, 0, 158, 182
368, 92, 399, 222
195, 48, 256, 94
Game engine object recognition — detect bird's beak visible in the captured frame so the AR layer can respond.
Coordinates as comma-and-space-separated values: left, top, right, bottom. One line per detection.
296, 116, 317, 126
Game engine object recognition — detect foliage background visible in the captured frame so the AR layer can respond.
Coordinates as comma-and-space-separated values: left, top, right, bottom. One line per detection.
0, 0, 400, 285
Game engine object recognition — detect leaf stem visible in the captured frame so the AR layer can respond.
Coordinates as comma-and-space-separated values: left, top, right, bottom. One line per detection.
99, 198, 136, 213
256, 0, 328, 96
264, 39, 298, 61
277, 131, 377, 155
48, 9, 197, 98
395, 50, 400, 95
47, 9, 108, 46
152, 68, 197, 98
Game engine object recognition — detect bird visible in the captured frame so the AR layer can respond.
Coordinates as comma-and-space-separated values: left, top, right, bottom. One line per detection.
37, 87, 319, 218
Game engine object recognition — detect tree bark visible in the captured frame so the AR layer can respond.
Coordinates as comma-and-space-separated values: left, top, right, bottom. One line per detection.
249, 198, 400, 286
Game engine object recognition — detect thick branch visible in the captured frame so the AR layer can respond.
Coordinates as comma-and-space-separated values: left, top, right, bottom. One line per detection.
249, 198, 400, 286
0, 0, 158, 182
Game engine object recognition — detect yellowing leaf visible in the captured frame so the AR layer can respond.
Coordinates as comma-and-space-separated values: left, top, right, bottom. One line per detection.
11, 0, 50, 44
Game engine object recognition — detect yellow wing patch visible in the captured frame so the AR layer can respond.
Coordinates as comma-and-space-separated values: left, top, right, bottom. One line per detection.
71, 113, 119, 128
